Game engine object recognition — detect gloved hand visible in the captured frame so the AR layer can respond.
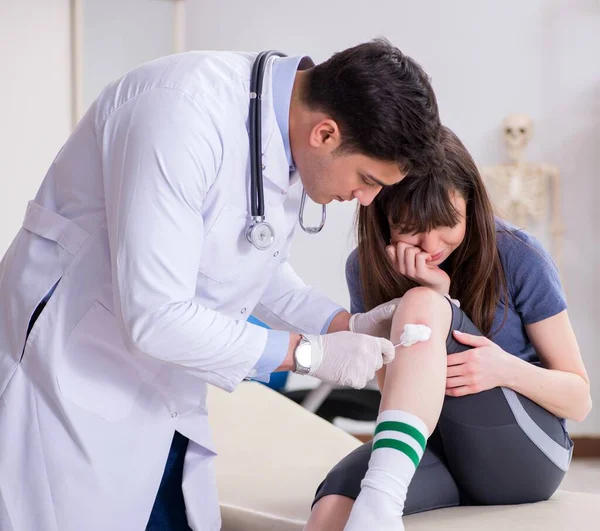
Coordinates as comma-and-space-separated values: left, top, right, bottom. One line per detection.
305, 332, 396, 389
348, 299, 400, 338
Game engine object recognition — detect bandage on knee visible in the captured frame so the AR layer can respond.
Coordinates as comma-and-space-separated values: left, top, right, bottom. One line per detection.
394, 324, 432, 347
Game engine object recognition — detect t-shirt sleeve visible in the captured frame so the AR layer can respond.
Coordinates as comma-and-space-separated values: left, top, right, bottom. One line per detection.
503, 231, 567, 325
345, 248, 366, 314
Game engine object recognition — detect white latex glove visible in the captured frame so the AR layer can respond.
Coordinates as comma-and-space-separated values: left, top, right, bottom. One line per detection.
348, 299, 401, 338
305, 332, 396, 389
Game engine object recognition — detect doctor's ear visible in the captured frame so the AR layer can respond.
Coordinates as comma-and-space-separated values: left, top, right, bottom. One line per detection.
309, 119, 341, 149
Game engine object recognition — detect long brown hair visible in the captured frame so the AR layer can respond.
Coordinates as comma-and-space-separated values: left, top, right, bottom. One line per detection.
357, 126, 507, 335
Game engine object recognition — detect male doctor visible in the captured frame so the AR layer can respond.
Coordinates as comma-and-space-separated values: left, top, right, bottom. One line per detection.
0, 39, 441, 530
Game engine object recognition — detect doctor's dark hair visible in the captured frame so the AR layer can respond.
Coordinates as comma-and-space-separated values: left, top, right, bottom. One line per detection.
357, 126, 509, 335
305, 38, 442, 175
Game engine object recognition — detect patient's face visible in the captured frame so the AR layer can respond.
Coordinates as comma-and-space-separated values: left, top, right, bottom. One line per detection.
389, 192, 467, 267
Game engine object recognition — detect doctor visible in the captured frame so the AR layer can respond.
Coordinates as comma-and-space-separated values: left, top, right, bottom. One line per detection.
0, 40, 441, 530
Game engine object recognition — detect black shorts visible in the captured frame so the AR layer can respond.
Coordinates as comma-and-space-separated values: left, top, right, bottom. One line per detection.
313, 300, 573, 514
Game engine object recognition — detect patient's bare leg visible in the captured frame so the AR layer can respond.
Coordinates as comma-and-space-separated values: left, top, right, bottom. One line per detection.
379, 287, 450, 430
305, 287, 451, 531
304, 495, 354, 531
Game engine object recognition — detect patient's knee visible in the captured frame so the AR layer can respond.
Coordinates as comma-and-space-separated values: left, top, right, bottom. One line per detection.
391, 287, 452, 345
395, 286, 449, 317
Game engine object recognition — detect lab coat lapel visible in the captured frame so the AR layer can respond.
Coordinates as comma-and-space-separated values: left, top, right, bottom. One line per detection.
257, 56, 291, 197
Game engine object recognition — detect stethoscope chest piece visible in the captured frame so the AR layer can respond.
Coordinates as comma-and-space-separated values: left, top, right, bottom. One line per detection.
246, 218, 275, 250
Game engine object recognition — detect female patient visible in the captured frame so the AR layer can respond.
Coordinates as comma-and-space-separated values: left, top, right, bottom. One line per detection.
305, 127, 591, 530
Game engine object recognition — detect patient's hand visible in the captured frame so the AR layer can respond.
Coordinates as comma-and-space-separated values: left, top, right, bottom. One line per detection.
386, 242, 451, 295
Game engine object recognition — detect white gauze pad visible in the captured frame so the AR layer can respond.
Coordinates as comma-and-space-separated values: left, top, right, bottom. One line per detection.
394, 324, 432, 347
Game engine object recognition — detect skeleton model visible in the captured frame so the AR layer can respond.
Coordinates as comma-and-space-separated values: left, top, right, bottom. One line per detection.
482, 114, 564, 270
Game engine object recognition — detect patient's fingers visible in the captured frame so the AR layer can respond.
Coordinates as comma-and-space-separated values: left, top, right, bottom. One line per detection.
445, 376, 473, 388
415, 251, 429, 277
386, 245, 397, 267
396, 244, 408, 275
446, 364, 466, 378
403, 245, 419, 278
447, 352, 469, 366
453, 330, 490, 347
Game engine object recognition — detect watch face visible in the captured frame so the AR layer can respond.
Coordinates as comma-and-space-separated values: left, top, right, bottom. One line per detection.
295, 343, 311, 369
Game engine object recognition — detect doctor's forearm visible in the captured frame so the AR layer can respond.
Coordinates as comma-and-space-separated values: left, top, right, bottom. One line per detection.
275, 333, 302, 372
272, 311, 350, 373
327, 311, 351, 333
273, 311, 350, 372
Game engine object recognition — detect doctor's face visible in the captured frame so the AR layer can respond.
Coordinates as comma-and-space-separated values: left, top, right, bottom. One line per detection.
293, 120, 406, 206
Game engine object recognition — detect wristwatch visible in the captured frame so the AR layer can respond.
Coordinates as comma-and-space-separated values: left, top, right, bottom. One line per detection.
293, 334, 312, 375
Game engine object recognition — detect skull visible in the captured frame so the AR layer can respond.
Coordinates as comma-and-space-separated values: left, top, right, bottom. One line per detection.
503, 114, 533, 150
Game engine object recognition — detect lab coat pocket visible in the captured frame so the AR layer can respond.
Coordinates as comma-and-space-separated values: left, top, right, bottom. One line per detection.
198, 203, 255, 282
58, 302, 160, 422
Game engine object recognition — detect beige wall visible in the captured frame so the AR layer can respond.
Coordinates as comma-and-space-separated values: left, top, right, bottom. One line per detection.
186, 0, 600, 434
81, 0, 175, 109
1, 0, 597, 434
0, 0, 72, 254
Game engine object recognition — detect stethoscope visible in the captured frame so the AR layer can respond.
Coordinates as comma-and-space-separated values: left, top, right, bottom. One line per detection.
246, 50, 327, 251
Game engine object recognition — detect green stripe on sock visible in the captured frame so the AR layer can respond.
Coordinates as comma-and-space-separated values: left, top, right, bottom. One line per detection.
374, 421, 426, 451
372, 438, 421, 468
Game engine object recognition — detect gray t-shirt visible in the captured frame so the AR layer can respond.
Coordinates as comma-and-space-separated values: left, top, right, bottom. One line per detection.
346, 220, 567, 363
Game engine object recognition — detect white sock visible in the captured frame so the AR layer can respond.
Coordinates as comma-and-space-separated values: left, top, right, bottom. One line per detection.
344, 410, 429, 531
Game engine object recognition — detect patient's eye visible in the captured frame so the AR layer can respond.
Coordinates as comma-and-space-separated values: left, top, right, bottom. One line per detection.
361, 175, 377, 187
395, 225, 417, 236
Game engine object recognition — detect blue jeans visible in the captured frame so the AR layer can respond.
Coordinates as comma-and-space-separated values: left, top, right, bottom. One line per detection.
146, 431, 192, 531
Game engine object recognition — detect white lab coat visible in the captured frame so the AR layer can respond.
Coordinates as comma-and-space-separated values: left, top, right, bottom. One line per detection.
0, 52, 341, 531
